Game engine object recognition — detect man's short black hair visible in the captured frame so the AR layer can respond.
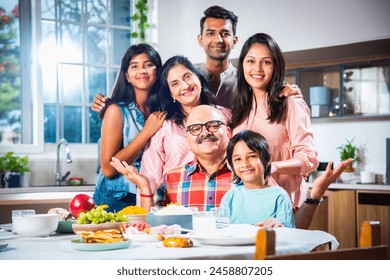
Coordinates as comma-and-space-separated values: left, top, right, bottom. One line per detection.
200, 5, 238, 35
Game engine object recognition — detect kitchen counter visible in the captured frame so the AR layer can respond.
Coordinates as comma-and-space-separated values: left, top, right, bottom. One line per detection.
0, 185, 95, 205
308, 182, 390, 191
1, 182, 389, 207
1, 182, 389, 224
0, 185, 95, 194
0, 185, 95, 224
1, 182, 389, 194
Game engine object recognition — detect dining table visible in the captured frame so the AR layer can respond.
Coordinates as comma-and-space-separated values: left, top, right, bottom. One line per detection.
0, 224, 339, 260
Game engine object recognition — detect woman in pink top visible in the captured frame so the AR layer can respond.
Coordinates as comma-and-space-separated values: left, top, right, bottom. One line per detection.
140, 55, 231, 193
231, 33, 318, 208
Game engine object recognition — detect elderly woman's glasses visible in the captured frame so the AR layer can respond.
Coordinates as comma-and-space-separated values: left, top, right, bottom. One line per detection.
186, 120, 226, 136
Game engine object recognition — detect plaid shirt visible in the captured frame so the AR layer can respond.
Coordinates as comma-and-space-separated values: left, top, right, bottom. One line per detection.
155, 160, 234, 211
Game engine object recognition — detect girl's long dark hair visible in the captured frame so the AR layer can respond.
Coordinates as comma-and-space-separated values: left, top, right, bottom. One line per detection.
159, 55, 216, 126
99, 44, 163, 120
231, 33, 287, 129
227, 130, 271, 185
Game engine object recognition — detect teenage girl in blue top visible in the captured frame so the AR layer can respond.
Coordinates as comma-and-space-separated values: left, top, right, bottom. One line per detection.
93, 44, 167, 212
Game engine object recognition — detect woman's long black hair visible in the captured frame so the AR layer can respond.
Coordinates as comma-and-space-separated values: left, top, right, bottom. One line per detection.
99, 43, 163, 120
231, 33, 287, 129
158, 55, 216, 126
227, 130, 271, 185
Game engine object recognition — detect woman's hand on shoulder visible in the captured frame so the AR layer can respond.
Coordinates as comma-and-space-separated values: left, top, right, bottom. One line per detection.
279, 83, 302, 98
91, 93, 108, 112
143, 111, 168, 137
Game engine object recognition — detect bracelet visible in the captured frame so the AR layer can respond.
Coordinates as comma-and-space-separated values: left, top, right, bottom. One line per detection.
304, 190, 323, 205
140, 193, 153, 198
304, 197, 323, 205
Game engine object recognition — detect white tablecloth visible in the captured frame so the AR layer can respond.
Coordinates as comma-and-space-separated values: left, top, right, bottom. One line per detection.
0, 225, 339, 260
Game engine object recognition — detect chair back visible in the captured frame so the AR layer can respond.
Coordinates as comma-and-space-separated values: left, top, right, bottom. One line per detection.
254, 220, 388, 260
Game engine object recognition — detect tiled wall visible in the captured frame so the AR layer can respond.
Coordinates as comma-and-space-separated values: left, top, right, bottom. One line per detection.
27, 158, 98, 186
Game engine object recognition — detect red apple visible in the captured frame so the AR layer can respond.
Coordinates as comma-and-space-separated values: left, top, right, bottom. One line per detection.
69, 194, 96, 218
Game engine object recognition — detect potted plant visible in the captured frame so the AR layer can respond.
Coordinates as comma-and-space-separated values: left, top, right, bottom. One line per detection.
337, 138, 359, 172
0, 152, 30, 188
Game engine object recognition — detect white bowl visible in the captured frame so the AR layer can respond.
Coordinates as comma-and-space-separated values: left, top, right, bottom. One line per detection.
13, 214, 60, 237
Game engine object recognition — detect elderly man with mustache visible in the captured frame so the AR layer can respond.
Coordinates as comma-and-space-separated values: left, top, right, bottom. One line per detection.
113, 104, 233, 212
111, 105, 352, 228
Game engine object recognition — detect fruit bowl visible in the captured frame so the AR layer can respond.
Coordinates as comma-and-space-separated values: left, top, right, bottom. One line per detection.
72, 222, 122, 234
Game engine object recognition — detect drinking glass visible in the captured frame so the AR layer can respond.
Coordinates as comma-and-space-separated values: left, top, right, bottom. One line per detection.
12, 209, 36, 232
211, 207, 230, 228
192, 211, 216, 232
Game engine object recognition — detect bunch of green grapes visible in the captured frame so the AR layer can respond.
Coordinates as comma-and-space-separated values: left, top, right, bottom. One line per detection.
76, 205, 128, 224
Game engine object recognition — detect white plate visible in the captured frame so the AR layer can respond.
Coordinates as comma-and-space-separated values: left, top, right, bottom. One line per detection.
70, 239, 131, 251
190, 231, 255, 246
191, 235, 255, 246
0, 230, 17, 241
0, 241, 8, 251
0, 224, 12, 232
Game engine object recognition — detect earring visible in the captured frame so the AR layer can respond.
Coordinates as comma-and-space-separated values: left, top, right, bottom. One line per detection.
172, 97, 176, 103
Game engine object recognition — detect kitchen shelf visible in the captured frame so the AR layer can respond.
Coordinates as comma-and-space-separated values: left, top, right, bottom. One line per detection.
286, 58, 390, 119
282, 39, 390, 120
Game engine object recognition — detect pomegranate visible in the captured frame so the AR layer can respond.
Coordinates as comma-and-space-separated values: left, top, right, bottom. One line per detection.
69, 194, 96, 218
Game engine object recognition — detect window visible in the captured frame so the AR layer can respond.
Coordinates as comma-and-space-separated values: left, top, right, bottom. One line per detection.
41, 0, 132, 144
0, 1, 24, 145
0, 0, 133, 150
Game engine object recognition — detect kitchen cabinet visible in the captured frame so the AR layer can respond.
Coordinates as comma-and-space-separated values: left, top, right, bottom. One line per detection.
356, 190, 390, 256
309, 189, 356, 248
308, 184, 390, 258
286, 59, 390, 118
283, 38, 390, 120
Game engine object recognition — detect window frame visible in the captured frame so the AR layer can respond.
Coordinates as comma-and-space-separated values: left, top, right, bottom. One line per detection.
1, 0, 133, 154
1, 0, 44, 153
1, 0, 158, 155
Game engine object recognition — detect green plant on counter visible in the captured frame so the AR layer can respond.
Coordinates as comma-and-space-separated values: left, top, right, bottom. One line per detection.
337, 138, 359, 171
131, 0, 149, 42
0, 152, 30, 174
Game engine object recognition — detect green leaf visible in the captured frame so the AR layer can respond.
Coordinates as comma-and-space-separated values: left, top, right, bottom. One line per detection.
0, 152, 29, 173
131, 13, 140, 21
130, 0, 149, 41
337, 138, 359, 162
